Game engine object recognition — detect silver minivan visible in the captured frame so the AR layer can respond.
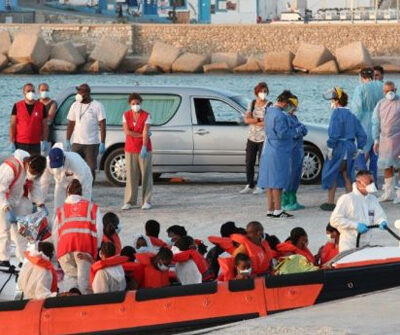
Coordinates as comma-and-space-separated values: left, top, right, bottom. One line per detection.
51, 86, 328, 186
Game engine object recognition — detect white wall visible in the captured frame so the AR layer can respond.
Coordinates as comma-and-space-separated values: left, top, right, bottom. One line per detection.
211, 0, 257, 23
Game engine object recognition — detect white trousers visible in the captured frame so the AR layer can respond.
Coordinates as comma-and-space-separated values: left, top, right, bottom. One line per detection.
58, 251, 92, 294
0, 197, 31, 262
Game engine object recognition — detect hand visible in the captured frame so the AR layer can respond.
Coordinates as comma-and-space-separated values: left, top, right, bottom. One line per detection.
379, 221, 388, 231
5, 208, 17, 224
65, 140, 71, 152
353, 149, 363, 160
9, 143, 16, 153
373, 142, 379, 155
357, 223, 369, 234
326, 148, 333, 160
99, 142, 106, 154
41, 141, 50, 154
140, 146, 148, 159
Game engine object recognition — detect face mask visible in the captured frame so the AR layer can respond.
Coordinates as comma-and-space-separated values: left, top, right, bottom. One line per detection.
157, 262, 169, 272
326, 234, 335, 243
365, 182, 378, 194
137, 246, 152, 253
25, 91, 35, 101
386, 91, 396, 101
258, 92, 266, 100
330, 102, 336, 110
40, 91, 49, 99
131, 104, 141, 113
238, 268, 252, 276
26, 171, 37, 181
166, 237, 174, 246
116, 226, 121, 234
75, 93, 83, 103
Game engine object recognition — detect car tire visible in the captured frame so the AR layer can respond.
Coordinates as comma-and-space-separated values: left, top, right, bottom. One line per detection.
104, 147, 127, 187
302, 144, 324, 185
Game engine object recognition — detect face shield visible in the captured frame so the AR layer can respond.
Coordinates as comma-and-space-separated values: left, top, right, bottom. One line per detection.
322, 87, 343, 101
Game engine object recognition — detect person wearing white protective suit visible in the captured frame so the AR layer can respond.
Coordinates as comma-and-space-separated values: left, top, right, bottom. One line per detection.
372, 81, 400, 203
41, 144, 93, 212
52, 179, 103, 294
0, 150, 47, 267
330, 170, 389, 252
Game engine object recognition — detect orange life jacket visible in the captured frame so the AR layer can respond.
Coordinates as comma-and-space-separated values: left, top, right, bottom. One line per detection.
276, 241, 315, 264
320, 242, 339, 264
218, 257, 235, 281
148, 236, 168, 248
173, 249, 208, 275
56, 199, 98, 260
4, 156, 31, 199
102, 233, 122, 254
15, 100, 44, 144
136, 253, 170, 289
208, 236, 236, 254
90, 255, 128, 287
122, 261, 145, 287
230, 234, 273, 275
24, 251, 57, 293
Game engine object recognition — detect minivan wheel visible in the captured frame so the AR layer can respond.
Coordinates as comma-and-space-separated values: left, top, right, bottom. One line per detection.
301, 144, 324, 185
104, 148, 127, 187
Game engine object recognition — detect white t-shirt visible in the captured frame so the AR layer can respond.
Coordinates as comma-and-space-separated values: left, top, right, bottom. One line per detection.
122, 111, 152, 126
67, 100, 106, 145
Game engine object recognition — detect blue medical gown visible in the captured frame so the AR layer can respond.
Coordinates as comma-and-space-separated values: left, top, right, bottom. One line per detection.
322, 107, 367, 190
286, 114, 308, 192
258, 106, 294, 189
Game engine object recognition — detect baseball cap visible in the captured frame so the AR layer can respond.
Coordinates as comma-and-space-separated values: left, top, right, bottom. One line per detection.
49, 148, 65, 168
75, 83, 91, 93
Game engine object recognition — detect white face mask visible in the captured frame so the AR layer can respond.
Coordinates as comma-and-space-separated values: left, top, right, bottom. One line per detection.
26, 171, 38, 181
365, 182, 378, 194
40, 91, 49, 99
131, 104, 141, 113
326, 234, 335, 243
258, 92, 266, 101
330, 102, 336, 110
166, 237, 174, 246
157, 262, 169, 272
137, 246, 152, 253
25, 91, 35, 101
238, 268, 252, 276
116, 226, 121, 234
75, 93, 83, 103
386, 91, 396, 101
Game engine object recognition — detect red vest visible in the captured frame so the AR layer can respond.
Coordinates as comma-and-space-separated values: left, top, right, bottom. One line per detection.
148, 236, 168, 248
56, 199, 98, 260
102, 233, 122, 254
276, 241, 315, 264
124, 110, 152, 153
15, 100, 44, 144
24, 251, 57, 293
231, 234, 273, 275
208, 236, 236, 254
136, 253, 170, 289
122, 261, 145, 287
90, 255, 128, 287
320, 242, 339, 265
173, 250, 208, 275
4, 156, 32, 199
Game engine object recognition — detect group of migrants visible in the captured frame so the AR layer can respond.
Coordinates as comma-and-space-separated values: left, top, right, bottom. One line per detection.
0, 64, 395, 299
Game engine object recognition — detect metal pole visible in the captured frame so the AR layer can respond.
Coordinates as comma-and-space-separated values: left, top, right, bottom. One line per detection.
375, 0, 378, 24
397, 0, 399, 23
351, 0, 354, 23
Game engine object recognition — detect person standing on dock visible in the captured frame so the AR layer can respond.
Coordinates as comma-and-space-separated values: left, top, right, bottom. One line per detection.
38, 83, 58, 124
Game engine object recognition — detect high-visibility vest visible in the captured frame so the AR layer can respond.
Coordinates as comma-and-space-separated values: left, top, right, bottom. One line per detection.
15, 100, 44, 144
102, 233, 122, 254
3, 156, 31, 199
208, 236, 236, 254
90, 255, 128, 288
276, 241, 315, 264
56, 199, 98, 260
24, 251, 57, 293
123, 110, 152, 153
231, 234, 273, 275
320, 242, 339, 265
136, 253, 170, 289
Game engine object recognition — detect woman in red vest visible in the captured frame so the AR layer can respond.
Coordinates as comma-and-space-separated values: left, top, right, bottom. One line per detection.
121, 93, 153, 211
276, 227, 315, 264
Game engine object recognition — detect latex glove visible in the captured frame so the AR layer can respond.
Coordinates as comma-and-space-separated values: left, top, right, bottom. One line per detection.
357, 223, 369, 234
353, 149, 363, 160
65, 140, 71, 152
379, 221, 388, 231
140, 146, 148, 159
9, 142, 16, 153
99, 143, 106, 155
326, 148, 333, 160
4, 208, 16, 224
41, 141, 50, 154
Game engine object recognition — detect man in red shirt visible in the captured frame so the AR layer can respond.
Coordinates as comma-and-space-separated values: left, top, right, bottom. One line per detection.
9, 83, 49, 155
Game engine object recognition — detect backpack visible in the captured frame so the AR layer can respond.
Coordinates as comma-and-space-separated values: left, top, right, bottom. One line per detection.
250, 99, 272, 117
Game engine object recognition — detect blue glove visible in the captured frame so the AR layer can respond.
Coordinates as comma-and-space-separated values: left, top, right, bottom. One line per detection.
357, 223, 369, 234
41, 141, 50, 154
379, 221, 388, 231
6, 209, 16, 224
140, 146, 148, 159
9, 143, 16, 153
99, 143, 106, 155
65, 140, 71, 152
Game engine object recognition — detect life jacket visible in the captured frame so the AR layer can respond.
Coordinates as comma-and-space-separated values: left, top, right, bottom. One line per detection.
230, 234, 273, 275
148, 236, 168, 248
102, 233, 122, 254
136, 253, 170, 289
122, 261, 145, 287
320, 242, 339, 265
173, 249, 209, 278
90, 255, 128, 287
208, 236, 236, 254
4, 156, 31, 199
56, 199, 98, 260
218, 257, 235, 281
15, 100, 44, 144
124, 110, 152, 153
276, 241, 315, 264
24, 251, 57, 293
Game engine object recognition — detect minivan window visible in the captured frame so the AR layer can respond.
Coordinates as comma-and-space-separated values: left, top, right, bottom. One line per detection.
230, 95, 250, 110
194, 98, 243, 125
54, 94, 181, 126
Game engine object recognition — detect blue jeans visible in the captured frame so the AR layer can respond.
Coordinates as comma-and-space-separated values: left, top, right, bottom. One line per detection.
355, 144, 378, 183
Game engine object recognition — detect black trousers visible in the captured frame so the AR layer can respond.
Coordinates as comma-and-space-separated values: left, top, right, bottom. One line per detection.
15, 142, 41, 155
71, 143, 99, 180
245, 139, 264, 188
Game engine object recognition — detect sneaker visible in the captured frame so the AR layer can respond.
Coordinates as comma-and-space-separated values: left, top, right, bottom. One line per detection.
252, 187, 264, 195
141, 202, 152, 210
239, 185, 253, 194
320, 203, 336, 211
272, 211, 294, 219
266, 213, 274, 217
121, 204, 133, 210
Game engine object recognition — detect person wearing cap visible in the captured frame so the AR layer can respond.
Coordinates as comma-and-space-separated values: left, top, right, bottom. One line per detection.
40, 143, 93, 212
320, 87, 367, 211
257, 90, 297, 219
38, 83, 57, 124
66, 83, 106, 180
351, 67, 384, 183
9, 83, 50, 156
